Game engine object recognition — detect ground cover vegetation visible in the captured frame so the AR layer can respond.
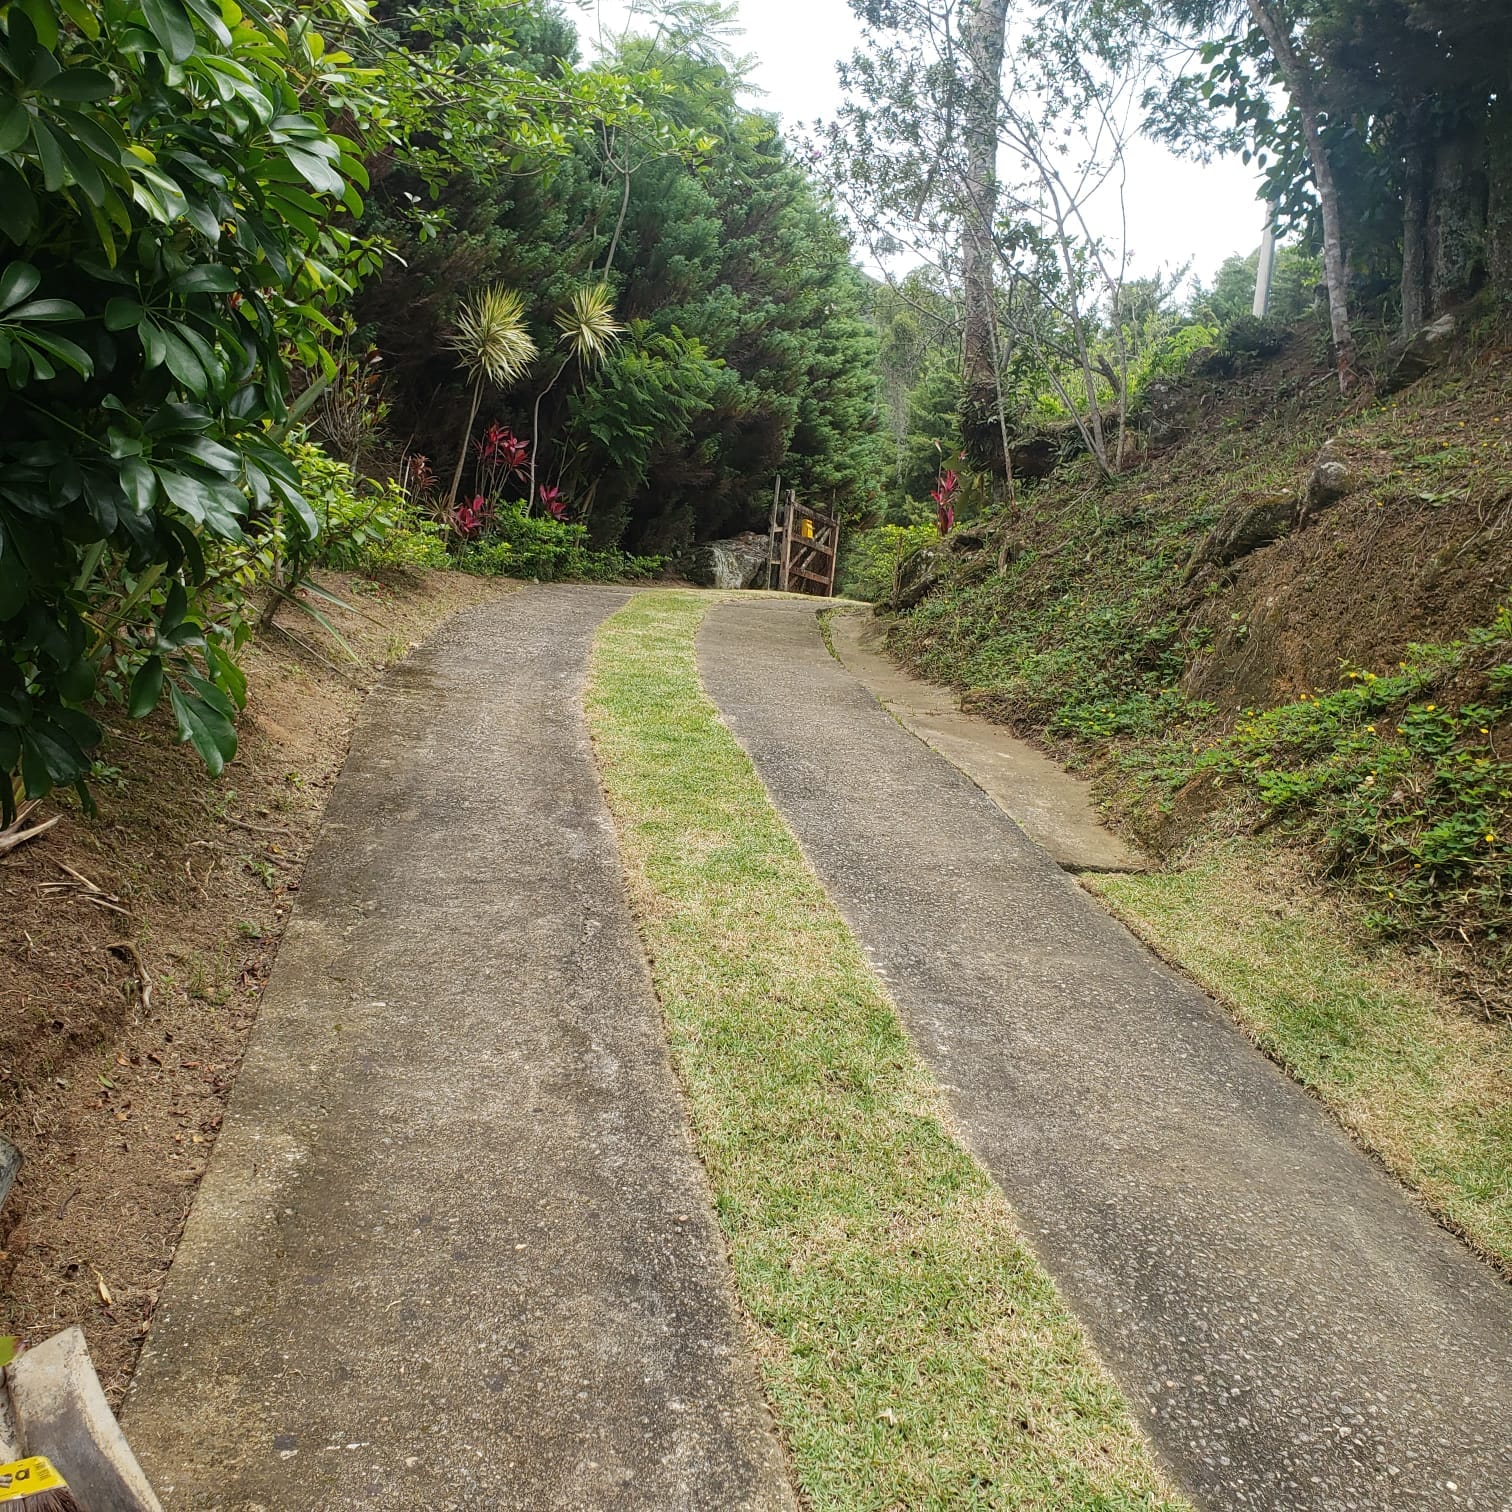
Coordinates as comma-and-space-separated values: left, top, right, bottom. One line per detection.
0, 0, 886, 813
589, 590, 1187, 1512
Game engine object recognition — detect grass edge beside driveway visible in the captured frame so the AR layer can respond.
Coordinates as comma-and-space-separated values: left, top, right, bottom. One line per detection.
587, 590, 1188, 1512
1087, 844, 1511, 1271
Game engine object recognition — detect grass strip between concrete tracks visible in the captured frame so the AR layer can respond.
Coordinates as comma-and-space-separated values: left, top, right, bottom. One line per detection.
1089, 846, 1512, 1272
587, 591, 1187, 1512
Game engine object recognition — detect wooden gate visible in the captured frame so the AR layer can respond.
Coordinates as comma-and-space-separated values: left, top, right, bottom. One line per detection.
767, 488, 840, 596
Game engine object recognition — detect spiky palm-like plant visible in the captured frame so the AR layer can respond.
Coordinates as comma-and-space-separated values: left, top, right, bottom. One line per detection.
446, 286, 538, 509
530, 284, 625, 506
554, 284, 625, 371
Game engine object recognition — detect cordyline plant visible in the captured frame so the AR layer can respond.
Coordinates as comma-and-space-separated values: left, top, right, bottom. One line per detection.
528, 284, 624, 507
445, 285, 537, 508
932, 469, 959, 534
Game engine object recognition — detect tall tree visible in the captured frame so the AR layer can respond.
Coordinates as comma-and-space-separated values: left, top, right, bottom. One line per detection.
959, 1, 1011, 419
1241, 0, 1355, 390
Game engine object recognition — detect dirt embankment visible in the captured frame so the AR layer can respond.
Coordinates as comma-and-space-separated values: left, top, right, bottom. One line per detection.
0, 569, 500, 1402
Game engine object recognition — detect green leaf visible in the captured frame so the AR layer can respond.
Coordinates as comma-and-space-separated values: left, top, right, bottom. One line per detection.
57, 654, 95, 702
204, 640, 247, 709
40, 69, 113, 101
31, 117, 65, 192
158, 324, 207, 395
184, 670, 234, 719
121, 456, 155, 512
169, 682, 236, 776
6, 297, 83, 322
0, 97, 30, 155
58, 0, 101, 38
156, 467, 243, 537
17, 0, 59, 52
140, 0, 197, 64
281, 145, 343, 196
22, 330, 92, 377
105, 297, 145, 331
169, 264, 238, 295
0, 165, 37, 244
128, 655, 164, 717
0, 263, 41, 313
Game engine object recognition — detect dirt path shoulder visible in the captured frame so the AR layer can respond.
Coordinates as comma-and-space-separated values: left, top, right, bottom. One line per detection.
0, 569, 498, 1402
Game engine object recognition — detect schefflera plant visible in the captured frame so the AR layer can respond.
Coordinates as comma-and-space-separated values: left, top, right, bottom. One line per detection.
0, 0, 371, 815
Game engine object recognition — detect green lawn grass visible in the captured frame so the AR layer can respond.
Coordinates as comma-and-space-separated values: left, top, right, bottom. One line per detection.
1089, 845, 1512, 1270
587, 590, 1186, 1512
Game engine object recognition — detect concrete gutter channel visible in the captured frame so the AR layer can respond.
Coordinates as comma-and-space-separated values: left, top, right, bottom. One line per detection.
700, 597, 1512, 1512
824, 607, 1143, 875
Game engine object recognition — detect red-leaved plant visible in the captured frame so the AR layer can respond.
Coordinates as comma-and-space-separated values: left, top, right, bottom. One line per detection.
932, 469, 958, 535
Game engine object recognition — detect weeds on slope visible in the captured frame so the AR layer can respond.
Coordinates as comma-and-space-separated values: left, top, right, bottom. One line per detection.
587, 592, 1186, 1512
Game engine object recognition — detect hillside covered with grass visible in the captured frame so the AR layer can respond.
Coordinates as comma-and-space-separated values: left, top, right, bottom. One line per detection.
882, 320, 1512, 1012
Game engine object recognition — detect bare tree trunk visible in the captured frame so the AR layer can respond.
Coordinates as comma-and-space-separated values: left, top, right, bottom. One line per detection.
1401, 110, 1432, 336
1246, 0, 1356, 392
959, 0, 1009, 404
1490, 95, 1512, 298
446, 375, 484, 511
602, 164, 632, 278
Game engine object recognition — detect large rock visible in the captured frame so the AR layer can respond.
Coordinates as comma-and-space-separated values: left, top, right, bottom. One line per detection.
888, 541, 945, 610
885, 527, 993, 610
1185, 491, 1296, 580
1299, 437, 1352, 523
687, 531, 771, 589
1380, 313, 1457, 394
1139, 378, 1193, 448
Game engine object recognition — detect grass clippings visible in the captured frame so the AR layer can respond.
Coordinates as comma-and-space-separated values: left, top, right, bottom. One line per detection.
587, 591, 1186, 1512
1088, 843, 1512, 1270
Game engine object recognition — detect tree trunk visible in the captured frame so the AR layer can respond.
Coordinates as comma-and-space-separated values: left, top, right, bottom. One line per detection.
446, 375, 484, 510
958, 0, 1009, 418
1400, 110, 1432, 336
1490, 95, 1512, 299
1245, 0, 1356, 392
1429, 122, 1489, 313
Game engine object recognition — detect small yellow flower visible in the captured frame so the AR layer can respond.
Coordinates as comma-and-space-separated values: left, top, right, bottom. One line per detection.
1366, 724, 1376, 733
1426, 704, 1436, 712
1488, 833, 1498, 844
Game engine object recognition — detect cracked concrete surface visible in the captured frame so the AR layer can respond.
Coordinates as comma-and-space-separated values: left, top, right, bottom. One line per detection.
123, 587, 794, 1512
701, 595, 1512, 1512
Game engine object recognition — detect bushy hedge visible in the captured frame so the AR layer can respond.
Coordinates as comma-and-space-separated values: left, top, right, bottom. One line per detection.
459, 504, 662, 583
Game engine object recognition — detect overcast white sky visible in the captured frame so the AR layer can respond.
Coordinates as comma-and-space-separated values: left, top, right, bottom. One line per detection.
573, 0, 1269, 288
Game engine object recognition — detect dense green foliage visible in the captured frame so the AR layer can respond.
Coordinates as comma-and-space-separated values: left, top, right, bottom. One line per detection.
354, 7, 884, 555
1189, 618, 1512, 949
0, 0, 374, 812
458, 503, 662, 584
1, 0, 884, 805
